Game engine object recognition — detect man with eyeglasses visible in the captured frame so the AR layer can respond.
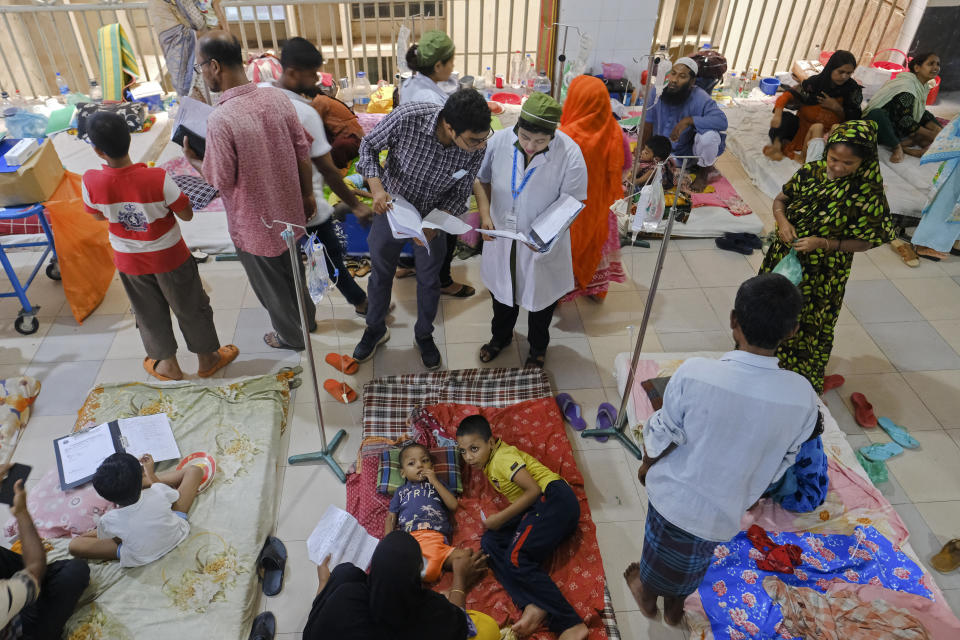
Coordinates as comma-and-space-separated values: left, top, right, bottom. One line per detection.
353, 89, 492, 369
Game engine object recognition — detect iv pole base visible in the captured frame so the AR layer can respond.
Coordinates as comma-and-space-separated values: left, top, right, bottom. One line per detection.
580, 423, 644, 460
288, 428, 348, 483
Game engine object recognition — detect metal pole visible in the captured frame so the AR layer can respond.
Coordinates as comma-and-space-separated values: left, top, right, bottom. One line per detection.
629, 53, 660, 187
580, 156, 696, 459
281, 225, 347, 483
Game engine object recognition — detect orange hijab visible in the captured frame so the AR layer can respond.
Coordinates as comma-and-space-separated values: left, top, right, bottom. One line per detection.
560, 75, 625, 290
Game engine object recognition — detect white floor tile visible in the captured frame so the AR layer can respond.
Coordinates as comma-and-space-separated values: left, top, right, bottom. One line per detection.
594, 519, 646, 611
275, 464, 346, 541
575, 449, 645, 523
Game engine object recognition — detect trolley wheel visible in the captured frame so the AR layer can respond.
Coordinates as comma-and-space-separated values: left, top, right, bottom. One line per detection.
14, 315, 39, 335
45, 262, 61, 281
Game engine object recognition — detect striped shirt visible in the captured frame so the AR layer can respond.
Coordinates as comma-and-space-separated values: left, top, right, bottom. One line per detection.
356, 102, 482, 217
82, 164, 191, 275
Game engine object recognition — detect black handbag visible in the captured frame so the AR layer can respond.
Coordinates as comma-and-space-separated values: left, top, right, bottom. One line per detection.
75, 102, 147, 142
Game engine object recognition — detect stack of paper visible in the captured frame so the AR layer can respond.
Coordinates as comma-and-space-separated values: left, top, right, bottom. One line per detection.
171, 96, 214, 158
483, 193, 584, 253
385, 196, 472, 254
306, 505, 380, 570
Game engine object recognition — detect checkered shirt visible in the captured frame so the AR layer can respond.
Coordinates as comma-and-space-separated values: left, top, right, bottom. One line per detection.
356, 102, 483, 217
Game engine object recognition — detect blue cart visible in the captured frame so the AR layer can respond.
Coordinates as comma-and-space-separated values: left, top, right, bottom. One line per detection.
0, 203, 60, 334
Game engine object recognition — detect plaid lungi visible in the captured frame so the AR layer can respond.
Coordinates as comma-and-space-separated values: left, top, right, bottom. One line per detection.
638, 502, 719, 598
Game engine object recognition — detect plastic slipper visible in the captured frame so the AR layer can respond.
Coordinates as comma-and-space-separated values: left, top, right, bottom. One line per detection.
714, 235, 753, 255
263, 332, 296, 350
822, 374, 845, 393
249, 611, 276, 640
442, 283, 476, 298
730, 232, 763, 249
197, 345, 239, 378
143, 357, 177, 382
555, 393, 587, 431
850, 392, 878, 428
890, 239, 920, 268
595, 402, 618, 443
855, 450, 888, 484
931, 539, 960, 574
859, 441, 904, 462
324, 353, 359, 375
256, 537, 287, 597
324, 379, 357, 404
877, 417, 920, 449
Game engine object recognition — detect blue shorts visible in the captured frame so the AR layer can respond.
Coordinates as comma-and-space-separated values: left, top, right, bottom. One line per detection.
116, 512, 188, 559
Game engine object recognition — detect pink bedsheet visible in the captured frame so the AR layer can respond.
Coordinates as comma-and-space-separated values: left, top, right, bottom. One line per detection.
690, 173, 753, 216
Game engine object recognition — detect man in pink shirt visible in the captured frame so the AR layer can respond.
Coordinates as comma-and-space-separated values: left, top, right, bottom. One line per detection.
184, 31, 317, 351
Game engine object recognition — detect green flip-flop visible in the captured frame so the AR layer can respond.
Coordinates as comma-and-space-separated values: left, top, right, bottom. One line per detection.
859, 441, 904, 462
855, 450, 888, 484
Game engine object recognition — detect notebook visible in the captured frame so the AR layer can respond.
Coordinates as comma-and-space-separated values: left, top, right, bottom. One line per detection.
483, 193, 584, 253
53, 414, 180, 490
306, 505, 379, 570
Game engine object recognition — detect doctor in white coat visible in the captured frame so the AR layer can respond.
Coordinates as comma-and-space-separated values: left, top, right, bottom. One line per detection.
477, 93, 588, 368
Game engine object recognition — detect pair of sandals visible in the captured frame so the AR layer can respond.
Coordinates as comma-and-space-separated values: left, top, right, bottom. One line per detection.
249, 536, 287, 639
143, 345, 239, 381
850, 392, 921, 462
478, 341, 545, 368
556, 393, 617, 442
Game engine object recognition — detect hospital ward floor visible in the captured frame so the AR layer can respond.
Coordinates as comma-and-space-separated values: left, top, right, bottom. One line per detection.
2, 152, 960, 638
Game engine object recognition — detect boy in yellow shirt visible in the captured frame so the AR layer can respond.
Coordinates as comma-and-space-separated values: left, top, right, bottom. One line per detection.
456, 415, 588, 640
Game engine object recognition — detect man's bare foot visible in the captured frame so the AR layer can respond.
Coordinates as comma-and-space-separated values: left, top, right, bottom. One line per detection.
690, 167, 715, 192
511, 603, 548, 637
197, 350, 220, 372
557, 623, 590, 640
624, 562, 658, 617
153, 357, 184, 380
904, 146, 925, 158
890, 145, 905, 163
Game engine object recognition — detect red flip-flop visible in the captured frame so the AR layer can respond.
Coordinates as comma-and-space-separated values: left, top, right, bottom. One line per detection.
324, 353, 359, 375
850, 392, 878, 428
822, 374, 845, 393
323, 379, 357, 403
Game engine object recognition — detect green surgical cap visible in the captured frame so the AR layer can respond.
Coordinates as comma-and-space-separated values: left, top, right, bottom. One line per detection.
519, 92, 562, 132
417, 31, 455, 68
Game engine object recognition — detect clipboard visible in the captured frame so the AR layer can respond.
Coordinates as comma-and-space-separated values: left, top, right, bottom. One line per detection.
53, 421, 128, 491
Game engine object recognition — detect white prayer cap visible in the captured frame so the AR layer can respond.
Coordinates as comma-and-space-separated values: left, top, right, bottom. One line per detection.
676, 56, 698, 75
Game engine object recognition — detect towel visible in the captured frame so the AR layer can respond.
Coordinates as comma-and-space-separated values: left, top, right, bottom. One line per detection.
97, 23, 140, 102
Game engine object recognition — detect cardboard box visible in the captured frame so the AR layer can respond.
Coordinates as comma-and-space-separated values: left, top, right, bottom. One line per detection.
0, 139, 64, 207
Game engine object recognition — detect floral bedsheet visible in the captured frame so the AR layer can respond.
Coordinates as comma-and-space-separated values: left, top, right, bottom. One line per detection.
47, 372, 296, 640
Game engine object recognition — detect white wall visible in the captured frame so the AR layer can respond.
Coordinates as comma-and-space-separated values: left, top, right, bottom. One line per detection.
558, 0, 660, 87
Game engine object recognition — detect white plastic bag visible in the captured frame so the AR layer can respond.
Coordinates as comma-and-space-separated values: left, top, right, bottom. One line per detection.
852, 65, 892, 101
305, 234, 332, 303
631, 164, 666, 233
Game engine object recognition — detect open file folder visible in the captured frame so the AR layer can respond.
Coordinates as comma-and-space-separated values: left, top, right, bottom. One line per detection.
386, 196, 473, 254
481, 193, 585, 253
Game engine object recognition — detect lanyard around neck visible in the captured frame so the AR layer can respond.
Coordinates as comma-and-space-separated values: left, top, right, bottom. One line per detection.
512, 147, 537, 202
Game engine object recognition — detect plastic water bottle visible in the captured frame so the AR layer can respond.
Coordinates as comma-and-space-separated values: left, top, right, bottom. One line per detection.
338, 77, 353, 109
89, 79, 102, 102
353, 71, 371, 111
0, 91, 12, 117
723, 72, 737, 97
55, 72, 69, 100
532, 71, 551, 94
482, 66, 494, 98
510, 51, 525, 88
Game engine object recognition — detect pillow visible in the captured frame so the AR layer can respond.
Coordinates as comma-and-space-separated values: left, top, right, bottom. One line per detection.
4, 468, 114, 540
0, 376, 41, 466
920, 116, 960, 165
377, 446, 462, 496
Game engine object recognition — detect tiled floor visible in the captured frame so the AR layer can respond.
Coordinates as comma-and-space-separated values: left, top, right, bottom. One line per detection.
2, 148, 960, 638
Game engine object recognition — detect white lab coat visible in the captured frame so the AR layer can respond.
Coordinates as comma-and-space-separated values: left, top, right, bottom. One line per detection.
477, 128, 588, 311
399, 73, 449, 106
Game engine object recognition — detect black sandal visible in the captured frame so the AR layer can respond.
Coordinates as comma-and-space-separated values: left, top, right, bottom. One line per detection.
442, 283, 476, 298
249, 611, 276, 640
479, 341, 509, 363
256, 536, 287, 596
524, 351, 546, 368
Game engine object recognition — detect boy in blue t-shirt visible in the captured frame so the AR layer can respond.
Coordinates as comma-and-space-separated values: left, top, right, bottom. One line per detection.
384, 443, 478, 582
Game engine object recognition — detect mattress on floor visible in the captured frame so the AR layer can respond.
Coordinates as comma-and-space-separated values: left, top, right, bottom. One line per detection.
641, 205, 764, 238
724, 102, 937, 218
45, 371, 296, 640
611, 351, 960, 639
349, 367, 621, 640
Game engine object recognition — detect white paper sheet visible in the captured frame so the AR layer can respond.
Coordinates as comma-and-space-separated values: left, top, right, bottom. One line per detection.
481, 228, 533, 243
306, 505, 380, 570
530, 194, 584, 244
55, 423, 116, 487
421, 209, 472, 234
171, 96, 214, 140
118, 414, 180, 462
386, 196, 428, 246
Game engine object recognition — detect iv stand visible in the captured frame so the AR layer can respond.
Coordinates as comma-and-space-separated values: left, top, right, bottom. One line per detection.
580, 155, 698, 460
550, 23, 582, 102
280, 225, 347, 482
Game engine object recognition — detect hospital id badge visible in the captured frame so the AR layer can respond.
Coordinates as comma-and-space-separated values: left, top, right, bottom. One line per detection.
451, 168, 468, 180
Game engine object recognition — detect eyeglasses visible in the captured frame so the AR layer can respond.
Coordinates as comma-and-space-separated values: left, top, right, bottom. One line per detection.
193, 59, 214, 74
457, 129, 494, 149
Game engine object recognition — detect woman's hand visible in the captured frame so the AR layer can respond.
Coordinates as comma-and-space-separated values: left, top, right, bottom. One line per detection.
316, 555, 332, 594
776, 219, 798, 245
479, 212, 495, 242
451, 549, 487, 586
817, 93, 842, 114
793, 236, 826, 253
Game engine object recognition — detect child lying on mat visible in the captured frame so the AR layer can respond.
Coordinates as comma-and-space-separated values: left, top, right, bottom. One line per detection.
624, 273, 819, 626
69, 453, 204, 567
384, 443, 481, 583
456, 416, 588, 640
634, 134, 676, 189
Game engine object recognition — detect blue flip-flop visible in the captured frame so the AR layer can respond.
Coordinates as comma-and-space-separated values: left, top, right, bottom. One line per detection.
877, 417, 920, 449
556, 393, 587, 431
859, 441, 904, 462
594, 402, 618, 443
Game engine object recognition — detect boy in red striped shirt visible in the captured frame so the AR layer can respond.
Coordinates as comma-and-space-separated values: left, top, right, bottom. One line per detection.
81, 111, 238, 381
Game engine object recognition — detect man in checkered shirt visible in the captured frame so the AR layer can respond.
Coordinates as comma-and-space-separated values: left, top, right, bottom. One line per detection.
354, 89, 492, 369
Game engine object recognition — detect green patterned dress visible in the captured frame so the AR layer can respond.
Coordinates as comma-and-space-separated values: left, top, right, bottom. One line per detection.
759, 120, 896, 393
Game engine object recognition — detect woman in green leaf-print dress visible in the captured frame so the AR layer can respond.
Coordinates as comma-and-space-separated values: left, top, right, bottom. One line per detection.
759, 120, 896, 393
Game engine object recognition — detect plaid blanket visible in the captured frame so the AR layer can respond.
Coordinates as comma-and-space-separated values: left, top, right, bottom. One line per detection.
356, 367, 620, 640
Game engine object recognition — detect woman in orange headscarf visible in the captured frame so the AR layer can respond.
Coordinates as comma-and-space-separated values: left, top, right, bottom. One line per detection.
560, 75, 628, 301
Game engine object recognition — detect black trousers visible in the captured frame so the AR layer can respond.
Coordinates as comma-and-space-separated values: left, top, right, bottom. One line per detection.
490, 293, 559, 355
237, 248, 317, 350
398, 230, 459, 288
768, 110, 800, 143
0, 547, 90, 640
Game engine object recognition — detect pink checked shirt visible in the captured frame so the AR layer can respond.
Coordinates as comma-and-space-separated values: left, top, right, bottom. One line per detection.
203, 83, 311, 257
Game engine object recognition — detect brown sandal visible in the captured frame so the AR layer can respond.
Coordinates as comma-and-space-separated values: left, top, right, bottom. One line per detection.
890, 239, 919, 268
931, 538, 960, 573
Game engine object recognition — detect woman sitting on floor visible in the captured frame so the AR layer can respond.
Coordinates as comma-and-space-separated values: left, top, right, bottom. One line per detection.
764, 50, 861, 162
864, 52, 942, 163
302, 531, 491, 640
759, 121, 896, 394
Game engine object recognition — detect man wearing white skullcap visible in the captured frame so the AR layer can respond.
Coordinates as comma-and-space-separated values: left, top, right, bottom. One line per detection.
644, 56, 727, 191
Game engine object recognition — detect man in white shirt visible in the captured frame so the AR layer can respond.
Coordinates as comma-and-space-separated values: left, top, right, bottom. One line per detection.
267, 38, 375, 315
624, 273, 818, 627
